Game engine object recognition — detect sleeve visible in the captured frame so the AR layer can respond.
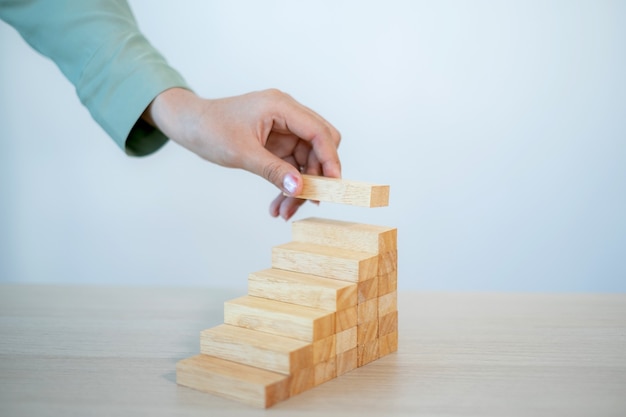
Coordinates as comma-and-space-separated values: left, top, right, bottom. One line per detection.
0, 0, 190, 156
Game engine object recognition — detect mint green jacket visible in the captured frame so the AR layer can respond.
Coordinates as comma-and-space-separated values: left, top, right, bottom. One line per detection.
0, 0, 189, 155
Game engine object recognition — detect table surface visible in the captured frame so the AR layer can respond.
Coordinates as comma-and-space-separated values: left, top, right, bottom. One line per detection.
0, 285, 625, 417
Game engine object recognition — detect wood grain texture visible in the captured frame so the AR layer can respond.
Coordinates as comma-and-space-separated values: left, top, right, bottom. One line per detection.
357, 321, 378, 345
336, 306, 358, 331
378, 331, 398, 357
378, 269, 398, 296
378, 291, 397, 317
379, 311, 398, 337
357, 339, 380, 367
314, 358, 337, 386
358, 298, 378, 324
292, 217, 397, 253
3, 286, 625, 417
272, 241, 378, 282
336, 347, 358, 376
248, 268, 357, 311
313, 335, 336, 363
296, 175, 390, 207
176, 355, 289, 408
336, 327, 357, 354
224, 295, 335, 342
200, 324, 312, 374
358, 277, 378, 302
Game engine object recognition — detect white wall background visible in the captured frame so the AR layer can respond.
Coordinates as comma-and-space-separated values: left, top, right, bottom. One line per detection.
1, 0, 624, 292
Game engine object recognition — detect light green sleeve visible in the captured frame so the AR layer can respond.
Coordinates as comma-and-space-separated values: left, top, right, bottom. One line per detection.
0, 0, 190, 156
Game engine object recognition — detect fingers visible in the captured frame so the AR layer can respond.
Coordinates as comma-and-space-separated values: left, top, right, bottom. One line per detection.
268, 90, 342, 179
243, 146, 303, 197
269, 192, 307, 221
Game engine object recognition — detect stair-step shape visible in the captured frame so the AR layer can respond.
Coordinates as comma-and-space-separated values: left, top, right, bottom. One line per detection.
201, 324, 312, 374
176, 354, 289, 408
248, 268, 357, 311
224, 295, 335, 342
272, 241, 378, 282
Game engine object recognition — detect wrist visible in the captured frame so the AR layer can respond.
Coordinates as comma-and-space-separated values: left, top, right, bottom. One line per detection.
142, 87, 200, 144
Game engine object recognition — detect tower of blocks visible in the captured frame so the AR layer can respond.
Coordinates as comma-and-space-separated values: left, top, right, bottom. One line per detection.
176, 175, 398, 408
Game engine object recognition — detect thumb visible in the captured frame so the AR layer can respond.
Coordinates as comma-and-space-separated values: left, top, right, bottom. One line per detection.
247, 148, 303, 196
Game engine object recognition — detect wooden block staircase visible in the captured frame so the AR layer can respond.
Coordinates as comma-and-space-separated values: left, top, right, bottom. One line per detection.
176, 177, 397, 408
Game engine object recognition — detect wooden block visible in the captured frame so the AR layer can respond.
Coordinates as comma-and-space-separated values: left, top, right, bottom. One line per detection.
336, 306, 357, 331
378, 269, 398, 296
336, 327, 357, 354
379, 331, 399, 357
314, 358, 337, 385
378, 291, 398, 317
336, 348, 358, 376
378, 251, 398, 275
313, 335, 336, 363
201, 324, 312, 374
357, 339, 379, 367
248, 268, 357, 311
224, 295, 335, 342
357, 320, 378, 345
296, 175, 390, 207
176, 355, 289, 408
357, 298, 378, 324
292, 217, 397, 253
289, 367, 315, 396
358, 277, 378, 303
272, 242, 378, 282
379, 310, 398, 337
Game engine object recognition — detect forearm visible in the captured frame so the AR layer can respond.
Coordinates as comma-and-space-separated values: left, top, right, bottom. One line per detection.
0, 0, 189, 155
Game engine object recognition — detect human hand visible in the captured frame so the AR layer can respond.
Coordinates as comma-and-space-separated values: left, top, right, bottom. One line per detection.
143, 88, 341, 220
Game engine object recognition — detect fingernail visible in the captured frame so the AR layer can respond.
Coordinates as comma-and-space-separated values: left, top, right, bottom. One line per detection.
283, 174, 298, 196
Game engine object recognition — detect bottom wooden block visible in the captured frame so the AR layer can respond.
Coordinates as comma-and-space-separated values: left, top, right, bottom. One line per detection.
314, 358, 337, 385
336, 348, 358, 376
289, 367, 315, 396
176, 354, 290, 408
357, 339, 379, 367
379, 331, 398, 357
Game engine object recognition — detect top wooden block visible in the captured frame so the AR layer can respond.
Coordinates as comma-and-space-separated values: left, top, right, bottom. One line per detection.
296, 175, 390, 208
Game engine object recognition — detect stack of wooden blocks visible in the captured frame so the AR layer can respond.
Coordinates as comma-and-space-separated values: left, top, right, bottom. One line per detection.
176, 176, 397, 408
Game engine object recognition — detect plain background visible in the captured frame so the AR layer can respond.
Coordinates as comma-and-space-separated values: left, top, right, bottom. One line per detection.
1, 0, 624, 292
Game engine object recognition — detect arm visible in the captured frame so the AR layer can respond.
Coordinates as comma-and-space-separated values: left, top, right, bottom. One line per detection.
0, 0, 188, 155
144, 87, 342, 220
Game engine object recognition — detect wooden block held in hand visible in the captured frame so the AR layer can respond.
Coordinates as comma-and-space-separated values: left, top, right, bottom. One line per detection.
292, 217, 397, 253
336, 348, 358, 376
224, 295, 335, 342
248, 268, 357, 311
201, 324, 312, 374
272, 242, 378, 282
176, 355, 290, 408
296, 175, 390, 207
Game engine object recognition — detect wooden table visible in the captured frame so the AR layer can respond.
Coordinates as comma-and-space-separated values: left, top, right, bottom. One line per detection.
1, 285, 624, 416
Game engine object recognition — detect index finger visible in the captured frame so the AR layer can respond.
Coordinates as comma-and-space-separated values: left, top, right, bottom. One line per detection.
269, 92, 342, 179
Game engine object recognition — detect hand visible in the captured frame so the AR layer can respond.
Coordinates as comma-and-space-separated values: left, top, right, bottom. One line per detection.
143, 88, 342, 220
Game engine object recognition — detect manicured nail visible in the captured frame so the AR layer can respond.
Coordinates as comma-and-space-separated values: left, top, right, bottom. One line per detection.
283, 174, 298, 196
